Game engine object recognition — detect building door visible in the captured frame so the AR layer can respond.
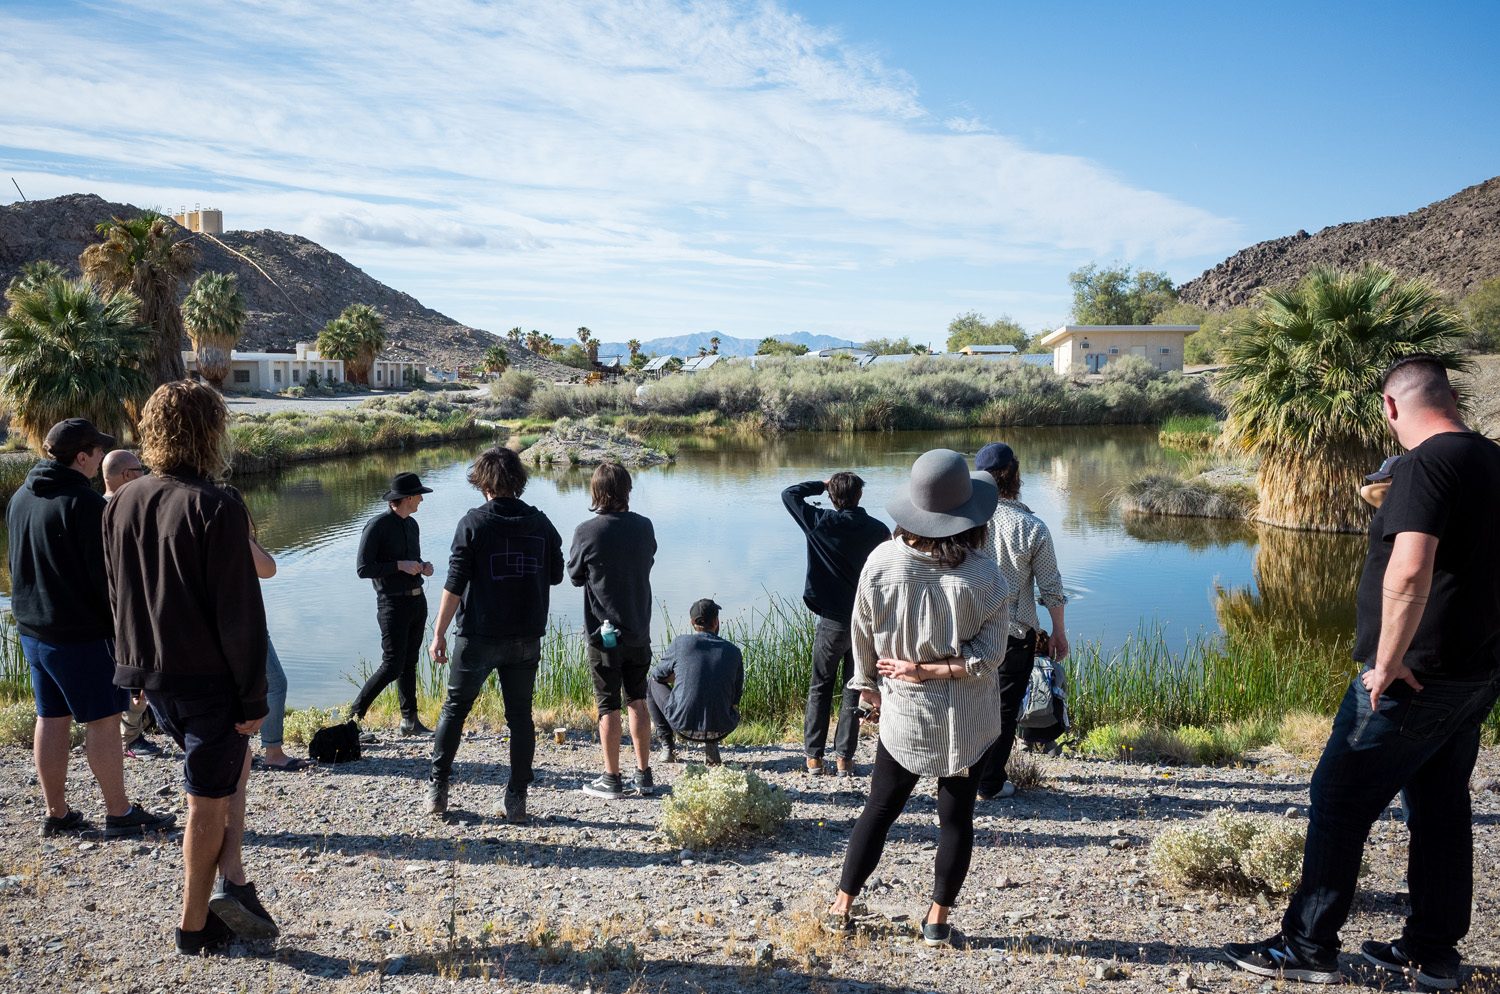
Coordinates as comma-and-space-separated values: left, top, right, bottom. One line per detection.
1086, 353, 1107, 373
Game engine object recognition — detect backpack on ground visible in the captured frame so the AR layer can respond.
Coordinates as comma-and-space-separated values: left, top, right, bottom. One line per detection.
307, 720, 362, 764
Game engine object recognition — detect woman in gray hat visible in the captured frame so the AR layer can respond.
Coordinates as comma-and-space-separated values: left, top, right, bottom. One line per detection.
824, 449, 1009, 948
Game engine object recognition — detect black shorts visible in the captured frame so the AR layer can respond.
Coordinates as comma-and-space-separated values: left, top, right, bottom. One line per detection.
148, 688, 248, 799
587, 643, 651, 716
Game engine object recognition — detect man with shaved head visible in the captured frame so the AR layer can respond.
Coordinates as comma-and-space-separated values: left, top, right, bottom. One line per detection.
102, 449, 146, 499
1226, 355, 1500, 988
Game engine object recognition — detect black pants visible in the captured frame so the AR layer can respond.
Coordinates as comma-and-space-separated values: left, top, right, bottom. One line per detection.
804, 617, 860, 761
975, 631, 1037, 797
430, 634, 539, 790
352, 592, 427, 721
837, 740, 981, 907
645, 679, 727, 750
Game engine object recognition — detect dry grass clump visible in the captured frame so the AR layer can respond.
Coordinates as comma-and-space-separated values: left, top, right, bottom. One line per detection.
1150, 810, 1308, 895
660, 764, 790, 850
1275, 711, 1330, 760
1007, 750, 1051, 791
1115, 474, 1255, 520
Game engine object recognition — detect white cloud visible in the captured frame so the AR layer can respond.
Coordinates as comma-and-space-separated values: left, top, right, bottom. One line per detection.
0, 1, 1238, 337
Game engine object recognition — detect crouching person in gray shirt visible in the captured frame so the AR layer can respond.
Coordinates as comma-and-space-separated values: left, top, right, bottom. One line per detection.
647, 599, 744, 766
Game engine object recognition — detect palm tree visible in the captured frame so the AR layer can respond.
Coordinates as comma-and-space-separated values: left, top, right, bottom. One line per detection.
1222, 266, 1468, 532
181, 272, 247, 390
80, 212, 196, 386
507, 326, 523, 345
0, 274, 153, 450
577, 326, 598, 364
709, 336, 721, 355
316, 304, 386, 385
482, 344, 509, 374
8, 261, 65, 296
626, 338, 642, 362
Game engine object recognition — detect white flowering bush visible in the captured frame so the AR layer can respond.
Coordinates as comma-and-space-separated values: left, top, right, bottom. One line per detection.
661, 764, 791, 850
1150, 810, 1308, 895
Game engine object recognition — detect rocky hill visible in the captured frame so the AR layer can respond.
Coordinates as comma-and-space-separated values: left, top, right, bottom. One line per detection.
1179, 176, 1500, 310
0, 193, 579, 378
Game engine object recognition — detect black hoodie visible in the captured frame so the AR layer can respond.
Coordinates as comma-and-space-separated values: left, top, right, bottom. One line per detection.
444, 497, 564, 640
781, 480, 892, 624
5, 460, 111, 643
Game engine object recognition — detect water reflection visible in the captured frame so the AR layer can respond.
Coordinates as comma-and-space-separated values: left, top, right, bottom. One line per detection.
1216, 526, 1364, 640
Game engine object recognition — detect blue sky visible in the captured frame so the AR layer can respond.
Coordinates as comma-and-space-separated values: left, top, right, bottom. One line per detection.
1, 0, 1496, 345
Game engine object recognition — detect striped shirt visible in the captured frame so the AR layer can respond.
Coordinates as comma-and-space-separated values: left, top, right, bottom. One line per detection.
848, 538, 1011, 778
982, 497, 1066, 639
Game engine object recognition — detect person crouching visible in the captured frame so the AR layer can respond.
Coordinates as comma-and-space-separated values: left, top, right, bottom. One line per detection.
647, 599, 744, 766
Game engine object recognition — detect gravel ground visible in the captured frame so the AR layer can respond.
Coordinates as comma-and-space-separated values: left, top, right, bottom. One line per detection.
1, 734, 1496, 993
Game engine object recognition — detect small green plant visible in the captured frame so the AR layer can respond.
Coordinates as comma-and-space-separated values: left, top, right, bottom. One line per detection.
1158, 415, 1222, 450
1078, 719, 1276, 765
660, 764, 790, 849
282, 706, 345, 746
1150, 810, 1312, 895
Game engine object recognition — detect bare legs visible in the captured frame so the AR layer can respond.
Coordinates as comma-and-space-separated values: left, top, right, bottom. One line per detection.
597, 699, 653, 775
179, 749, 251, 930
34, 713, 129, 819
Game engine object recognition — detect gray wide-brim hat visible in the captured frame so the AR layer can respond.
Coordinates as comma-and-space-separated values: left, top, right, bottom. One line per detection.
886, 449, 999, 538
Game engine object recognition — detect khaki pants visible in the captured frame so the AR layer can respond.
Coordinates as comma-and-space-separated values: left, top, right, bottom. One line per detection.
120, 691, 150, 746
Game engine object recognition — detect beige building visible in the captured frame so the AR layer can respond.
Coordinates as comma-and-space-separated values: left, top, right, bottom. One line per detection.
173, 208, 224, 234
1039, 324, 1197, 376
183, 342, 421, 393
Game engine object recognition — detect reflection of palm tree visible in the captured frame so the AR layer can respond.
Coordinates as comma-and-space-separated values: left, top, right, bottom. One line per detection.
1215, 525, 1364, 640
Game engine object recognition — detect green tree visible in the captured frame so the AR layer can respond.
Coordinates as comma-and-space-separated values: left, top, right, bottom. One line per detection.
861, 336, 921, 355
946, 311, 1027, 352
1460, 276, 1500, 352
181, 271, 247, 391
506, 326, 523, 344
1222, 266, 1468, 532
317, 303, 386, 385
554, 344, 595, 370
1152, 301, 1257, 364
756, 337, 808, 356
0, 274, 153, 451
1069, 264, 1177, 325
482, 344, 509, 374
9, 261, 65, 296
80, 212, 197, 386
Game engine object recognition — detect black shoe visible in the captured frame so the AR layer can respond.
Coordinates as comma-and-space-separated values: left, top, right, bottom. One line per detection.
632, 767, 655, 797
103, 804, 176, 838
501, 788, 528, 824
703, 740, 722, 766
426, 780, 449, 816
176, 911, 234, 955
40, 808, 90, 838
400, 718, 433, 736
208, 879, 279, 940
921, 915, 953, 948
582, 773, 625, 799
1223, 935, 1341, 984
1361, 940, 1459, 990
126, 736, 163, 757
655, 740, 679, 765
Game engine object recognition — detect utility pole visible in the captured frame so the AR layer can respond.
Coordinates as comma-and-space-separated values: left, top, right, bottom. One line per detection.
10, 178, 27, 201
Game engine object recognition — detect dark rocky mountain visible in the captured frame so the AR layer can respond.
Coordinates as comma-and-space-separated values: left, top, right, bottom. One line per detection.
1179, 176, 1500, 310
0, 193, 578, 377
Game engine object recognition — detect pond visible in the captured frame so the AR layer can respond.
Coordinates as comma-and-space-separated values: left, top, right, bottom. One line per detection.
0, 427, 1366, 707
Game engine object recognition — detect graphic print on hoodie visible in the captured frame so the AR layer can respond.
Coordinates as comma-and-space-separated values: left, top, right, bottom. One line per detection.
444, 497, 565, 639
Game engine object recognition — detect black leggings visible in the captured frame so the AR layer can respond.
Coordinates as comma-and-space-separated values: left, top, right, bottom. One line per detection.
837, 739, 981, 907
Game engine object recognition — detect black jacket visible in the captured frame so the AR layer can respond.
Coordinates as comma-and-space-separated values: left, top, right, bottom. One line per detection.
781, 480, 891, 624
5, 461, 112, 643
444, 497, 564, 639
103, 472, 268, 721
356, 508, 424, 595
567, 511, 656, 647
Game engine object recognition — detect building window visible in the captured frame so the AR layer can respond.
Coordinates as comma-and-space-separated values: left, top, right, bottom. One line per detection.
273, 369, 282, 383
1160, 347, 1171, 355
377, 369, 383, 381
293, 369, 301, 382
1108, 347, 1120, 355
233, 369, 250, 384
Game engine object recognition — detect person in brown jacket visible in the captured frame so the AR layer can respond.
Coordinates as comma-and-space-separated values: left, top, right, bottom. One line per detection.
104, 381, 277, 956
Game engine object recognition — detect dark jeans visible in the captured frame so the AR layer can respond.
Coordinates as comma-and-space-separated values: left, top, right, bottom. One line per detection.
1282, 669, 1500, 968
430, 634, 540, 790
645, 679, 727, 749
352, 593, 427, 721
804, 617, 859, 761
838, 740, 981, 907
976, 631, 1037, 797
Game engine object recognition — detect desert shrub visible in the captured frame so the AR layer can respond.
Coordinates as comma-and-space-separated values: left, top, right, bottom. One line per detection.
1006, 750, 1050, 791
0, 701, 85, 747
1275, 711, 1330, 760
1115, 474, 1255, 520
1079, 720, 1275, 765
660, 764, 790, 849
282, 706, 344, 746
1151, 810, 1309, 895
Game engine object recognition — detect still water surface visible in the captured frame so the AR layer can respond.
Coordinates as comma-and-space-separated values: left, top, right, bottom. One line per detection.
0, 428, 1363, 707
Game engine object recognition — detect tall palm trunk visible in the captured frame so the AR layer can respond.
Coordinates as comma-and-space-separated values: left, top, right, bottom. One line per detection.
1253, 441, 1382, 533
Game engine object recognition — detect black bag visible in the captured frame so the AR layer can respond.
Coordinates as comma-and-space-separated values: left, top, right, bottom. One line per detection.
308, 720, 362, 764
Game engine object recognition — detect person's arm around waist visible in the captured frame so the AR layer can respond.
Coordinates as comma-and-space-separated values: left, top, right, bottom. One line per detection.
1361, 530, 1438, 707
209, 503, 269, 726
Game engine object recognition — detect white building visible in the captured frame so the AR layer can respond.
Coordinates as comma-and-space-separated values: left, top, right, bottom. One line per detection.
183, 342, 421, 393
1038, 325, 1196, 376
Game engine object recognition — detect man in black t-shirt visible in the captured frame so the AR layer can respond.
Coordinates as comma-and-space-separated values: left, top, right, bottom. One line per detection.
1226, 357, 1500, 989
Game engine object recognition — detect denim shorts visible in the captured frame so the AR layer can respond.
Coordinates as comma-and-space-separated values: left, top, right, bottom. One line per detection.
22, 635, 129, 723
147, 688, 248, 799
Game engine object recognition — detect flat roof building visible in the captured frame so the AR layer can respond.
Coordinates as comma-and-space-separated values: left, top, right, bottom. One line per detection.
1038, 324, 1197, 377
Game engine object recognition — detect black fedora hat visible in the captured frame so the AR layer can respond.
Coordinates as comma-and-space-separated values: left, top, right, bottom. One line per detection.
382, 472, 433, 502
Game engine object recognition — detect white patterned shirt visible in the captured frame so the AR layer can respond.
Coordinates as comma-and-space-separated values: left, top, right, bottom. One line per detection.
982, 498, 1066, 639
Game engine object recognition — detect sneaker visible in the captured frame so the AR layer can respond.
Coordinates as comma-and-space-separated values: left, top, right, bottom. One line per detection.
1223, 935, 1341, 985
656, 741, 679, 765
208, 879, 279, 940
175, 911, 234, 955
632, 767, 655, 797
703, 740, 722, 766
1361, 940, 1460, 990
103, 804, 176, 838
40, 809, 90, 838
921, 915, 953, 948
994, 782, 1017, 799
400, 718, 433, 736
500, 788, 529, 824
582, 773, 625, 799
426, 780, 449, 816
125, 736, 163, 757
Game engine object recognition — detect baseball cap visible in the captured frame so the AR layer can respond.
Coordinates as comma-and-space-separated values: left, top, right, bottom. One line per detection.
1365, 455, 1400, 483
975, 442, 1016, 473
689, 598, 722, 626
43, 418, 115, 458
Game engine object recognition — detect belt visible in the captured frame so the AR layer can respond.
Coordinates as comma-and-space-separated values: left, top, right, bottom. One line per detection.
380, 587, 424, 598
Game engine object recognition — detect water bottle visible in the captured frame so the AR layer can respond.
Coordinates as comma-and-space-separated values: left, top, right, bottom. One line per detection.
599, 619, 618, 649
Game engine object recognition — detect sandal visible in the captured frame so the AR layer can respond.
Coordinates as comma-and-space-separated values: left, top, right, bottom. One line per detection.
260, 757, 311, 772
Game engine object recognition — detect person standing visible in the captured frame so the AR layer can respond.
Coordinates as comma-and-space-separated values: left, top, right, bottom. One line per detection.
782, 473, 891, 777
824, 449, 1007, 948
7, 418, 173, 839
428, 447, 563, 822
646, 598, 744, 766
971, 442, 1069, 800
568, 462, 658, 799
102, 448, 160, 757
104, 381, 277, 955
351, 472, 435, 735
1224, 356, 1500, 988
